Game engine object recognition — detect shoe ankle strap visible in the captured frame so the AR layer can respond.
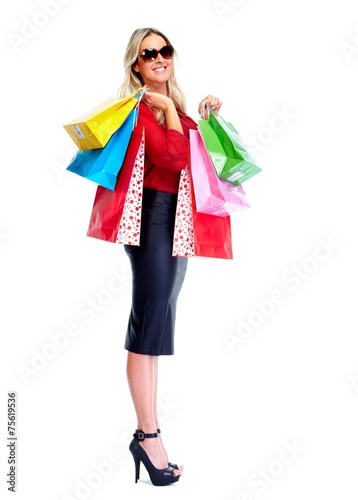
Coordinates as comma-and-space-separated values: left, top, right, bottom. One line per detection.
134, 429, 158, 441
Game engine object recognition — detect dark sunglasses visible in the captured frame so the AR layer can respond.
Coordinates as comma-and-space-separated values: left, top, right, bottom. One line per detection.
138, 45, 174, 63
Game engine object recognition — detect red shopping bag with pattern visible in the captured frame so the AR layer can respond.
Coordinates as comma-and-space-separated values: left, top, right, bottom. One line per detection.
172, 166, 233, 259
86, 126, 144, 245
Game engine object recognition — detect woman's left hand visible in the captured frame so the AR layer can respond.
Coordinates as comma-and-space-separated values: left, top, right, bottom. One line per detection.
198, 94, 223, 119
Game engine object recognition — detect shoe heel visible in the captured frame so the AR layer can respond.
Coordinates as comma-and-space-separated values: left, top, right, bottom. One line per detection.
134, 457, 140, 483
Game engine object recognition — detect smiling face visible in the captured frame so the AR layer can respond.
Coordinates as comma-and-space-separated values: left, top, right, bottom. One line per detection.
133, 34, 173, 95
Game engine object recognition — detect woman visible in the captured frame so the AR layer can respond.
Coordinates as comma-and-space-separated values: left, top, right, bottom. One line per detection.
118, 27, 222, 486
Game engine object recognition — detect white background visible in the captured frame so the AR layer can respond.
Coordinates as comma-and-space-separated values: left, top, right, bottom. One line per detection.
1, 0, 358, 499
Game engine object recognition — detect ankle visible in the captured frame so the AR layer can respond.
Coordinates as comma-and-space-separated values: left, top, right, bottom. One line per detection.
136, 422, 158, 435
134, 429, 159, 441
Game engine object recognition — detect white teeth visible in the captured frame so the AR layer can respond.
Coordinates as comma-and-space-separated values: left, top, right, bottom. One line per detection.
154, 67, 166, 72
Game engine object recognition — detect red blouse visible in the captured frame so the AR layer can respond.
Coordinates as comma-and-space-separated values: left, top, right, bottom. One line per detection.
136, 102, 198, 194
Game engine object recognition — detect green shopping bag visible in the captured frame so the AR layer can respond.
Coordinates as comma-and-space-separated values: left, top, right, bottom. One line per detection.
198, 110, 262, 185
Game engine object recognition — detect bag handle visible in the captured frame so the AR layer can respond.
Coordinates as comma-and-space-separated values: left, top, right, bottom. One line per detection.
131, 86, 148, 99
132, 87, 148, 127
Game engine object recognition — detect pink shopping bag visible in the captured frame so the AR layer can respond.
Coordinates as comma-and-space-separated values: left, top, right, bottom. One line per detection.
190, 129, 250, 216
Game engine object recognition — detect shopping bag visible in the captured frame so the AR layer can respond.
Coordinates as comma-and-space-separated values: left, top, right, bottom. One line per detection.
190, 129, 250, 216
66, 108, 138, 190
63, 88, 145, 150
198, 109, 262, 185
172, 167, 194, 257
86, 126, 145, 245
172, 166, 233, 259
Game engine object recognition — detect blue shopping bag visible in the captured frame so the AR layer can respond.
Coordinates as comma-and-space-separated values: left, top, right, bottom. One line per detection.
66, 108, 138, 190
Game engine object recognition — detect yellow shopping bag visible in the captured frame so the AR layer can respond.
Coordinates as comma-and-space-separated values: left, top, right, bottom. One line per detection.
63, 88, 145, 150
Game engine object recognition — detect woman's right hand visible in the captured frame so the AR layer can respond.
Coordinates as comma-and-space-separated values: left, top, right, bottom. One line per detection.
142, 91, 183, 133
142, 91, 175, 113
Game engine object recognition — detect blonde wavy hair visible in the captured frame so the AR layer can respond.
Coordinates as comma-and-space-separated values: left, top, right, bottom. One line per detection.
118, 28, 187, 126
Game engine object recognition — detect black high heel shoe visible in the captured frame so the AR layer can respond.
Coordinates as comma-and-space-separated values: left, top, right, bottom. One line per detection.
129, 430, 180, 486
135, 428, 179, 470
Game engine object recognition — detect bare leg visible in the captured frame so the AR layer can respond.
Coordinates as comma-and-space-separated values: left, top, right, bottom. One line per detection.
153, 356, 160, 431
153, 357, 166, 456
126, 352, 182, 475
153, 357, 183, 471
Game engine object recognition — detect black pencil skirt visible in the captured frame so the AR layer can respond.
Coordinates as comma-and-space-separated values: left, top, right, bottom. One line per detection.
124, 188, 188, 355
